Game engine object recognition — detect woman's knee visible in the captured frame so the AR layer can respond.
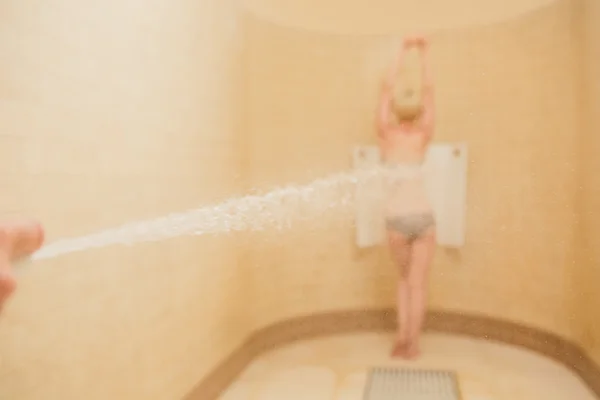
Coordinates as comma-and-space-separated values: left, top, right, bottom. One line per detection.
406, 260, 430, 288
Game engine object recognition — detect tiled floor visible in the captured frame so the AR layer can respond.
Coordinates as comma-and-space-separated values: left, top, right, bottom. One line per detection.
220, 333, 597, 400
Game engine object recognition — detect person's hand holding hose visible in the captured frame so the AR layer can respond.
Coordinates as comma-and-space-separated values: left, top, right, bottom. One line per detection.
0, 220, 44, 313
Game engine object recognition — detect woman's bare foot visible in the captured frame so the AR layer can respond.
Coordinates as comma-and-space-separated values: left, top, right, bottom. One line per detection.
392, 336, 422, 360
391, 341, 406, 358
391, 335, 410, 358
404, 342, 420, 360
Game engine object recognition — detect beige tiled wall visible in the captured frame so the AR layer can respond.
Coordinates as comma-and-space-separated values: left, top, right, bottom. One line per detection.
241, 0, 582, 341
0, 0, 249, 399
581, 0, 600, 367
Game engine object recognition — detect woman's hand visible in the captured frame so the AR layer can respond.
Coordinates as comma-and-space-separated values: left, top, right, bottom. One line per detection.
403, 35, 428, 51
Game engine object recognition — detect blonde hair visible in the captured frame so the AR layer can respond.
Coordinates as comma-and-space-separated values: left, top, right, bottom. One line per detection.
392, 47, 424, 121
393, 95, 423, 122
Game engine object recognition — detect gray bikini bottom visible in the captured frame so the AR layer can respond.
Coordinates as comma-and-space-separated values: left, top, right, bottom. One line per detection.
385, 213, 435, 242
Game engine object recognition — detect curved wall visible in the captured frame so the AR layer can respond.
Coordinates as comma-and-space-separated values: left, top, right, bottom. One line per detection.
242, 0, 557, 35
0, 0, 247, 399
581, 0, 600, 367
241, 0, 582, 341
0, 0, 591, 398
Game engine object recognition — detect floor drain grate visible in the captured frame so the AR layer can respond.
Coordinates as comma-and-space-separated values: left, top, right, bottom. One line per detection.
363, 368, 461, 400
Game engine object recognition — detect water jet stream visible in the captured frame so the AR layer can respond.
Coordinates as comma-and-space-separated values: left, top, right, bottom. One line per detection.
30, 166, 414, 262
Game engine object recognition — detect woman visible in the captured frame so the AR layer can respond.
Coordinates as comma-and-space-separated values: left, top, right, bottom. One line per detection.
377, 36, 435, 359
0, 220, 44, 313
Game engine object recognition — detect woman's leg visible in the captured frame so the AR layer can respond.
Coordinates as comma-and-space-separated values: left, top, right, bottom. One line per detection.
387, 230, 411, 356
405, 227, 435, 358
